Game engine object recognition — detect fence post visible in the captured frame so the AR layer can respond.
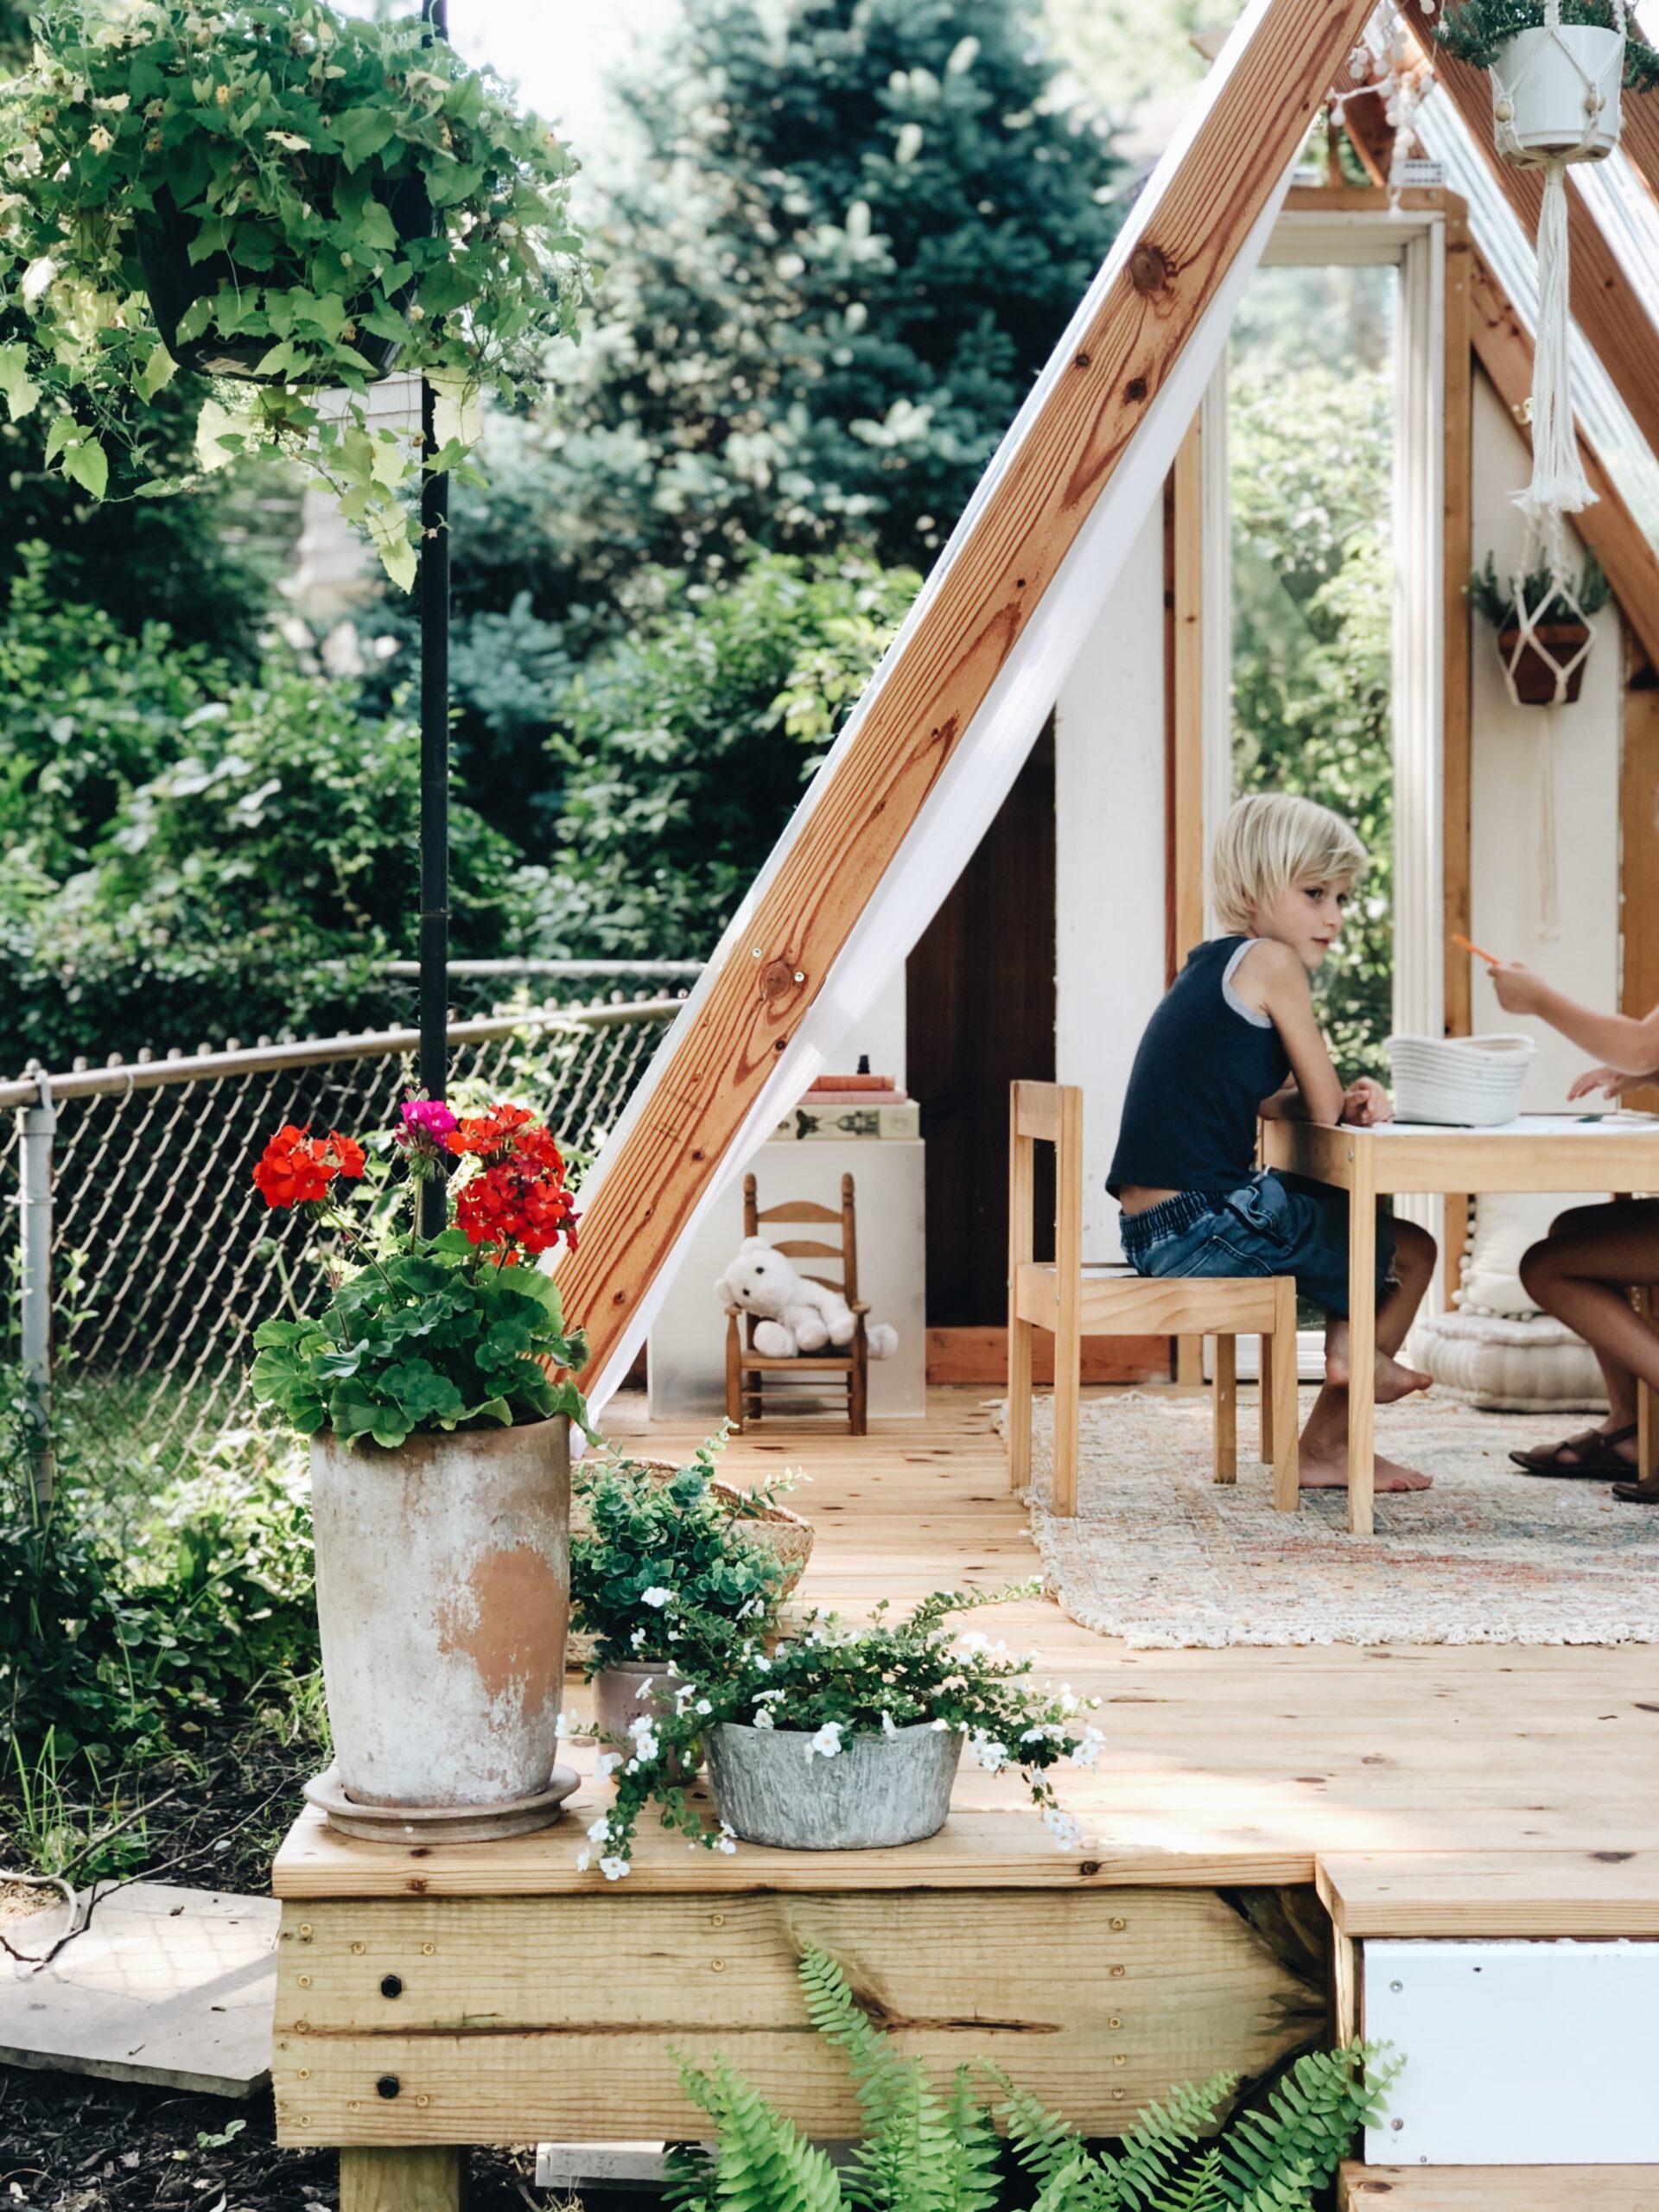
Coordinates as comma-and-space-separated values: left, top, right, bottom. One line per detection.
18, 1067, 56, 1507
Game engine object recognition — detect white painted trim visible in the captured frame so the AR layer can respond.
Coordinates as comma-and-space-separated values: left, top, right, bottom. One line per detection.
567, 45, 1307, 1411
1199, 358, 1231, 940
1364, 1939, 1659, 2165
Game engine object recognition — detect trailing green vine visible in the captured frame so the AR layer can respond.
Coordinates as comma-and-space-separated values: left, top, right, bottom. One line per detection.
0, 0, 589, 584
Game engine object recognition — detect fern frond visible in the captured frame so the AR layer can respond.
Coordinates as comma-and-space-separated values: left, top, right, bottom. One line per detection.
942, 2067, 1003, 2212
847, 2063, 961, 2212
799, 1948, 913, 2136
989, 2065, 1087, 2187
664, 2140, 720, 2212
1030, 2149, 1106, 2212
1218, 2046, 1379, 2209
673, 2051, 844, 2212
1149, 2150, 1230, 2212
1104, 2069, 1235, 2210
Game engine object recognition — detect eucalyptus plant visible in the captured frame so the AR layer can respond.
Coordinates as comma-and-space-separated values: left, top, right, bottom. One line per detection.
1435, 0, 1659, 87
0, 0, 589, 585
578, 1586, 1103, 1881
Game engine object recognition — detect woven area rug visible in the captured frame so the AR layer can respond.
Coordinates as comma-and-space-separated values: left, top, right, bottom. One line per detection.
998, 1392, 1659, 1649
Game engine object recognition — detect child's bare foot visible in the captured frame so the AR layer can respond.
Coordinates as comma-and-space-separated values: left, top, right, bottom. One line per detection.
1376, 1351, 1433, 1405
1298, 1446, 1434, 1491
1320, 1332, 1431, 1404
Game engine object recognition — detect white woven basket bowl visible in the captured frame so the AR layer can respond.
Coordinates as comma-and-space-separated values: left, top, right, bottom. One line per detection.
1385, 1034, 1535, 1128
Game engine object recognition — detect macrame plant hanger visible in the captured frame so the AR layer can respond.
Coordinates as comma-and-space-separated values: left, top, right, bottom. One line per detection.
1489, 0, 1625, 934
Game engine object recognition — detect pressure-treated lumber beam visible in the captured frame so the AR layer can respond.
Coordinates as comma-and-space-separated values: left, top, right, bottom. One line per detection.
1406, 26, 1659, 466
1618, 84, 1659, 215
556, 0, 1376, 1389
1466, 246, 1659, 678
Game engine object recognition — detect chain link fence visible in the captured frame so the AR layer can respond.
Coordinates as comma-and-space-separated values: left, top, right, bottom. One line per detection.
0, 988, 685, 1472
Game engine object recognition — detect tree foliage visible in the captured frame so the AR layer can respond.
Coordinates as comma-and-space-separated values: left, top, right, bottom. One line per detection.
534, 550, 919, 959
384, 0, 1125, 849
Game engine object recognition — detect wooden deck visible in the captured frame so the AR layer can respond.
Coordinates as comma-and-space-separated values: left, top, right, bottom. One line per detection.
273, 1388, 1659, 2197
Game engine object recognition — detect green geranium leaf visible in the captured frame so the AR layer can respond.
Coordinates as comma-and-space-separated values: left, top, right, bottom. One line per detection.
332, 106, 398, 171
382, 1361, 467, 1426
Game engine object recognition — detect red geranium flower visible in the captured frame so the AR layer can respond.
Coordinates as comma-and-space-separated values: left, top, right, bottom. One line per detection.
445, 1103, 535, 1162
252, 1123, 366, 1211
453, 1113, 579, 1257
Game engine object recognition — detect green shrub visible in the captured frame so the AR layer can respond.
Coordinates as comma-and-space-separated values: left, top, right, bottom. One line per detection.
667, 1948, 1397, 2212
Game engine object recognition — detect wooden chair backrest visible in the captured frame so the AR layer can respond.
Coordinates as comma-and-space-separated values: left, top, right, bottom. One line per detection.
1008, 1080, 1083, 1287
742, 1171, 860, 1306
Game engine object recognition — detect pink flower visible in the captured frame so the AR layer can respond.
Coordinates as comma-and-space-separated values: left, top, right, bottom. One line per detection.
397, 1096, 460, 1144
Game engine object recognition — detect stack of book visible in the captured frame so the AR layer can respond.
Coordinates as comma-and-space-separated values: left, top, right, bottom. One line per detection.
772, 1072, 918, 1142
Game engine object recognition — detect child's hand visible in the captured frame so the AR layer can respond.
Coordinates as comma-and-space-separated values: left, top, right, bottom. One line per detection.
1568, 1065, 1645, 1103
1491, 961, 1547, 1016
1341, 1076, 1393, 1126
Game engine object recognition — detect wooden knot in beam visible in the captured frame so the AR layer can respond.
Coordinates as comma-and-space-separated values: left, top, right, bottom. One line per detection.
1129, 244, 1173, 296
760, 959, 802, 1002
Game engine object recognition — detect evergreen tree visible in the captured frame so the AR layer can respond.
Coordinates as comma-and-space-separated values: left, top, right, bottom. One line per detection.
410, 0, 1128, 845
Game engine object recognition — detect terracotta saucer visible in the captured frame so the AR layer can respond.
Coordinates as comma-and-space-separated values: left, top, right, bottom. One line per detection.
303, 1763, 582, 1844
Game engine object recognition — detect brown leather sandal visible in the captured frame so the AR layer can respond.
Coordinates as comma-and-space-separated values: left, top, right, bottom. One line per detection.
1510, 1422, 1639, 1478
1611, 1477, 1659, 1503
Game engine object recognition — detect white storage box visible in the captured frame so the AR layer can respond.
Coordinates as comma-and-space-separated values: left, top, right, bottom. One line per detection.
1385, 1033, 1535, 1127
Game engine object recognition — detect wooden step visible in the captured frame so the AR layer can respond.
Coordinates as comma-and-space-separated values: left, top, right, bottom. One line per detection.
1319, 1851, 1659, 1938
1341, 2164, 1659, 2209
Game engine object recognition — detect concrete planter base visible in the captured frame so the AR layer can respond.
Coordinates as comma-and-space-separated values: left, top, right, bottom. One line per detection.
705, 1719, 963, 1850
309, 1417, 571, 1823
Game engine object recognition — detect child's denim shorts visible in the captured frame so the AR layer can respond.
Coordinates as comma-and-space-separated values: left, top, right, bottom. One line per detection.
1118, 1170, 1395, 1318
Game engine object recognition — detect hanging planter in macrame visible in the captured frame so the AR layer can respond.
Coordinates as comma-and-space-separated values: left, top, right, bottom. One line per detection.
1491, 17, 1625, 161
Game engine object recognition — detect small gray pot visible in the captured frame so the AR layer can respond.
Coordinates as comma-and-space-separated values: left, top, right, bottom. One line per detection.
705, 1720, 963, 1850
592, 1660, 701, 1780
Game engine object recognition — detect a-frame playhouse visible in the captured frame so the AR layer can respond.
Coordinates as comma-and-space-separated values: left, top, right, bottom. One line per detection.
271, 2, 1659, 2202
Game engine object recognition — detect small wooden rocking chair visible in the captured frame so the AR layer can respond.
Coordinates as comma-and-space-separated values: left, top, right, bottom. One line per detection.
724, 1171, 871, 1434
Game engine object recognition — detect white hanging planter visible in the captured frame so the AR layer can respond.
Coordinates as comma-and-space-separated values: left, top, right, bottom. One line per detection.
1491, 24, 1624, 164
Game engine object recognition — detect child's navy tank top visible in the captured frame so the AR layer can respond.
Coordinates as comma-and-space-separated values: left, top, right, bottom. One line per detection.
1107, 938, 1291, 1197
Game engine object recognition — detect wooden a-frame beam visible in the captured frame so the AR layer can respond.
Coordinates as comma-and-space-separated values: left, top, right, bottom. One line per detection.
1468, 246, 1659, 679
1618, 84, 1659, 216
555, 0, 1377, 1394
1406, 25, 1659, 467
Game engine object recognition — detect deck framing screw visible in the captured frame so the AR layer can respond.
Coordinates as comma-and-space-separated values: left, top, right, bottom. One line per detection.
377, 2075, 402, 2100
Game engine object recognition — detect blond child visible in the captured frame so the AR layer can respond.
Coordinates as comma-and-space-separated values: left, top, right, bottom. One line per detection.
1489, 962, 1659, 1501
1109, 794, 1439, 1492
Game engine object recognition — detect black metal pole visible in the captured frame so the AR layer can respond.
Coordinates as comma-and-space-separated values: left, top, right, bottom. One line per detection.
417, 0, 450, 1238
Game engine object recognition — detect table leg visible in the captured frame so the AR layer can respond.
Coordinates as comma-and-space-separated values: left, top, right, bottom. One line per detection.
1269, 1277, 1300, 1513
1346, 1156, 1376, 1539
341, 2148, 467, 2212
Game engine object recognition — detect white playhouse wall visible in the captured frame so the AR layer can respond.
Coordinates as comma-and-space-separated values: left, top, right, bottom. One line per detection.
1467, 374, 1623, 1112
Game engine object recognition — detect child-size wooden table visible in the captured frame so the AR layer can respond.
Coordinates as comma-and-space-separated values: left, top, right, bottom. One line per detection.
1260, 1115, 1659, 1535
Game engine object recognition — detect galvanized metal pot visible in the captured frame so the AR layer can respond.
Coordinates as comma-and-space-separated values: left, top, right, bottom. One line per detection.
309, 1418, 570, 1811
705, 1719, 963, 1850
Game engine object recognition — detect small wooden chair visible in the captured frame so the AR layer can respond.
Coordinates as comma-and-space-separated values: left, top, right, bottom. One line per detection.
724, 1171, 872, 1434
1007, 1081, 1300, 1516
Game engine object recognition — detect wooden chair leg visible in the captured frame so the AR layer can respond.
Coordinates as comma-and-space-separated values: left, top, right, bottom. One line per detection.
1259, 1336, 1274, 1466
1212, 1334, 1237, 1484
1008, 1315, 1035, 1493
1638, 1286, 1656, 1481
725, 1313, 744, 1433
850, 1319, 868, 1437
1269, 1278, 1300, 1512
1052, 1309, 1081, 1517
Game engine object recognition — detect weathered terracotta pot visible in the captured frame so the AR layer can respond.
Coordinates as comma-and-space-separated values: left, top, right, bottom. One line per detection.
309, 1418, 570, 1810
1498, 622, 1592, 705
705, 1720, 963, 1850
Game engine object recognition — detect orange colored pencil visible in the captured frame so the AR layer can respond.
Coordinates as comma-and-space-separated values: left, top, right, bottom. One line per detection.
1452, 931, 1503, 966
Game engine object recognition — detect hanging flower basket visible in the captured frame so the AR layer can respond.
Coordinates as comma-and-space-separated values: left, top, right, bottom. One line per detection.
1491, 23, 1626, 160
0, 0, 590, 586
1497, 620, 1592, 702
1468, 550, 1609, 707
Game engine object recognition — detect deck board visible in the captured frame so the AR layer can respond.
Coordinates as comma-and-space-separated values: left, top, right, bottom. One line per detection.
276, 1389, 1659, 1904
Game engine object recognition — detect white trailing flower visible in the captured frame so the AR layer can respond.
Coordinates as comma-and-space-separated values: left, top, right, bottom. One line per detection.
1070, 1726, 1105, 1769
594, 1751, 621, 1781
575, 1848, 592, 1872
587, 1815, 612, 1845
626, 1715, 660, 1763
554, 1711, 571, 1738
599, 1855, 631, 1881
969, 1732, 1009, 1774
959, 1630, 991, 1656
753, 1653, 772, 1671
931, 1718, 950, 1732
630, 1626, 647, 1650
752, 1705, 776, 1729
695, 1698, 713, 1716
807, 1721, 844, 1760
716, 1823, 738, 1855
639, 1586, 673, 1609
880, 1710, 899, 1739
1043, 1806, 1084, 1850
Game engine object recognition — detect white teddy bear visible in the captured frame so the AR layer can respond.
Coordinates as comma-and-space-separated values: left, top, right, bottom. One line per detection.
715, 1237, 899, 1361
